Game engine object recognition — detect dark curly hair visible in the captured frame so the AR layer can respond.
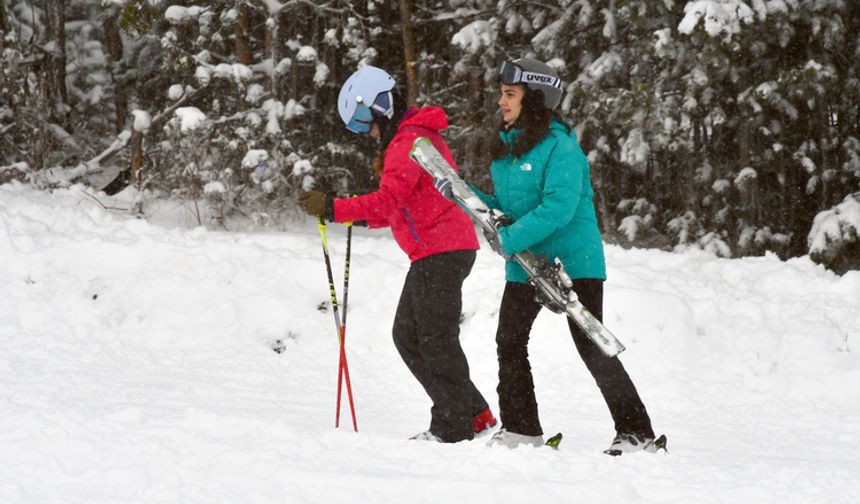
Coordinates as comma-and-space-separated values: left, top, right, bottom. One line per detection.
490, 86, 571, 160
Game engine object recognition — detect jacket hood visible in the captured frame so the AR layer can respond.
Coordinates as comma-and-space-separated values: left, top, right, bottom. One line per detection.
549, 119, 570, 135
399, 106, 449, 132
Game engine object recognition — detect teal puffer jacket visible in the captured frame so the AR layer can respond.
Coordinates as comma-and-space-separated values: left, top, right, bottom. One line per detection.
473, 120, 606, 283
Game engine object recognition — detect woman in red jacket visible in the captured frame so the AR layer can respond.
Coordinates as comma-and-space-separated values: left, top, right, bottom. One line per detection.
299, 66, 495, 443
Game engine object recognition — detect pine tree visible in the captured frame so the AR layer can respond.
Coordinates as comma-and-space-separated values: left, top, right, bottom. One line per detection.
1, 0, 858, 269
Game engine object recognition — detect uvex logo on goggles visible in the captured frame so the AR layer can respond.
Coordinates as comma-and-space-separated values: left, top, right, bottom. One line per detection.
520, 71, 561, 88
524, 73, 554, 84
498, 61, 562, 89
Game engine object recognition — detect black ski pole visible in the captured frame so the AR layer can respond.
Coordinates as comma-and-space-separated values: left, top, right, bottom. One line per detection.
316, 216, 358, 431
336, 221, 355, 427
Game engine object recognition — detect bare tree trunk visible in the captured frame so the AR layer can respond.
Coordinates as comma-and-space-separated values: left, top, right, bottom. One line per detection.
56, 0, 69, 112
399, 0, 418, 106
37, 0, 69, 128
0, 1, 9, 49
235, 2, 252, 65
818, 102, 832, 208
0, 16, 7, 69
103, 9, 128, 133
311, 12, 320, 108
465, 70, 483, 174
131, 130, 144, 187
131, 129, 145, 215
41, 0, 56, 117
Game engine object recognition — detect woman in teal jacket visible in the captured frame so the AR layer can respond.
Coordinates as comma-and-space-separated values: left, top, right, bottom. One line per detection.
477, 58, 662, 455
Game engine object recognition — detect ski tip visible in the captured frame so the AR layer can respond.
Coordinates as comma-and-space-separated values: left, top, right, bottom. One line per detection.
545, 432, 563, 449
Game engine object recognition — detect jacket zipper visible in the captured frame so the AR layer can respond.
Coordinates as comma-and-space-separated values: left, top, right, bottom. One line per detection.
401, 208, 421, 244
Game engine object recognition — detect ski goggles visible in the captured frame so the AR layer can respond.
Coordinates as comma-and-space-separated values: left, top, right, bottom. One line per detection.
497, 61, 562, 90
345, 91, 394, 134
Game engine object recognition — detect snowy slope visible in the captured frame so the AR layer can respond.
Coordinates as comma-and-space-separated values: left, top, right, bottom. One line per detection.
1, 182, 859, 504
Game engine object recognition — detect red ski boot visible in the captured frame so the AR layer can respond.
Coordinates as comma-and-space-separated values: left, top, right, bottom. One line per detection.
473, 408, 498, 434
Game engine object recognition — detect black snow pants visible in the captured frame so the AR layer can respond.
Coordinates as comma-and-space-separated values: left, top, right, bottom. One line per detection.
392, 249, 489, 442
495, 279, 654, 438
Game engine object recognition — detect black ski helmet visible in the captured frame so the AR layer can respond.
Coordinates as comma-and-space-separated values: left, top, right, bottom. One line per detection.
497, 58, 562, 110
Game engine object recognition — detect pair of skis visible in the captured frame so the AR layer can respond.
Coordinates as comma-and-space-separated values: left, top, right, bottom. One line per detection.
409, 137, 626, 358
317, 217, 358, 431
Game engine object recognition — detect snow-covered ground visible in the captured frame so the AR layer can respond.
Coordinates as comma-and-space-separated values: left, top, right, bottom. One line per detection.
1, 182, 859, 504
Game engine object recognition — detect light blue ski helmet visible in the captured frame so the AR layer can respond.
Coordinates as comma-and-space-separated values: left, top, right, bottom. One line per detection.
338, 66, 396, 133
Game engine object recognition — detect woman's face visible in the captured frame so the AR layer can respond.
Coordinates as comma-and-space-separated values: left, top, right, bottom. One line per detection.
498, 84, 525, 125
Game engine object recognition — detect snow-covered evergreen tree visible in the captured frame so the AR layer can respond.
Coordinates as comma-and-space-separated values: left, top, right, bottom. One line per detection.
809, 191, 860, 274
1, 0, 859, 269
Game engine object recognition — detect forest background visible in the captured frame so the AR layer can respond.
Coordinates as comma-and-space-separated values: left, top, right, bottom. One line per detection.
1, 0, 859, 272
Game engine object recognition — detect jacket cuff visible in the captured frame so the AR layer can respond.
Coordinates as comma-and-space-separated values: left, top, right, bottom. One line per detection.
324, 196, 336, 222
498, 226, 519, 256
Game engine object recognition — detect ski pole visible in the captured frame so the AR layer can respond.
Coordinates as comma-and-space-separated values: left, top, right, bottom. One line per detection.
316, 217, 358, 432
317, 217, 355, 430
336, 221, 356, 430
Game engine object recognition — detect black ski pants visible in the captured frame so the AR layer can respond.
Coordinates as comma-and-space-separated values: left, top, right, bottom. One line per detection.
392, 249, 489, 442
496, 279, 654, 438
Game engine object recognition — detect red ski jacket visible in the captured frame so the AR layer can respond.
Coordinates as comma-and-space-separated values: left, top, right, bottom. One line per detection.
333, 106, 479, 262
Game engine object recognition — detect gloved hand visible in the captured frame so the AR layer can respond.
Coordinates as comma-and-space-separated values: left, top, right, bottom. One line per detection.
298, 191, 329, 219
484, 214, 514, 260
433, 177, 455, 201
483, 226, 510, 260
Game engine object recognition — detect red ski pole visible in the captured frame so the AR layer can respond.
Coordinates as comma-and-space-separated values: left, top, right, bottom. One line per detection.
317, 217, 357, 431
336, 221, 357, 431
